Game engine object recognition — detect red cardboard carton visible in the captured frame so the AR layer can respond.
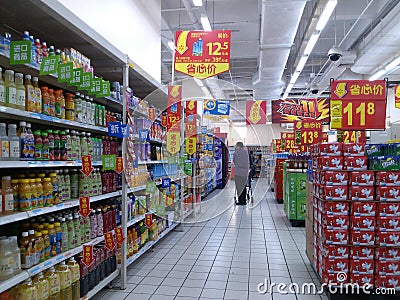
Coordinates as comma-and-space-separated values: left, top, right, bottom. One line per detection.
376, 260, 400, 276
352, 202, 376, 217
322, 215, 349, 230
349, 186, 374, 201
376, 171, 400, 186
375, 247, 400, 261
321, 245, 349, 259
377, 232, 400, 246
376, 186, 400, 201
320, 185, 348, 200
318, 142, 343, 156
350, 171, 375, 186
320, 201, 349, 216
344, 156, 368, 170
350, 274, 374, 287
351, 216, 376, 231
377, 216, 400, 232
375, 274, 400, 291
322, 229, 349, 245
378, 203, 400, 217
321, 171, 348, 185
351, 231, 375, 246
320, 257, 349, 274
350, 259, 374, 274
350, 246, 374, 260
318, 156, 344, 170
343, 143, 366, 156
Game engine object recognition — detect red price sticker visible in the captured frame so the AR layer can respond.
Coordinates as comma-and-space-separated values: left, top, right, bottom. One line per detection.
339, 130, 366, 143
83, 245, 94, 267
115, 227, 125, 245
104, 232, 116, 251
330, 80, 386, 130
115, 157, 124, 174
145, 214, 153, 228
80, 155, 93, 177
79, 196, 90, 218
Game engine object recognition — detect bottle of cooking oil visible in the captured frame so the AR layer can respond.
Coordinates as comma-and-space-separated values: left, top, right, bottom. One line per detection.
45, 266, 61, 300
67, 258, 80, 300
16, 277, 37, 300
55, 261, 72, 300
33, 272, 50, 300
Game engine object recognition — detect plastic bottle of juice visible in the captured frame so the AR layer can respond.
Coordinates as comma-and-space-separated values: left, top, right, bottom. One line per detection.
35, 39, 42, 65
54, 222, 62, 254
27, 229, 38, 266
32, 77, 41, 113
33, 272, 49, 300
9, 236, 21, 273
29, 178, 38, 209
65, 93, 75, 121
24, 74, 35, 112
79, 215, 85, 244
74, 93, 82, 123
33, 130, 42, 160
80, 132, 87, 157
0, 67, 5, 107
81, 97, 87, 124
19, 232, 31, 269
89, 209, 97, 239
36, 178, 44, 208
55, 261, 72, 300
0, 123, 9, 160
16, 278, 37, 300
41, 132, 49, 161
53, 130, 60, 161
67, 258, 80, 300
70, 169, 78, 199
67, 215, 75, 250
19, 179, 31, 212
2, 176, 14, 214
4, 70, 16, 108
83, 215, 91, 243
48, 89, 55, 117
43, 177, 53, 207
18, 121, 29, 160
55, 90, 65, 119
86, 133, 93, 158
70, 131, 77, 161
73, 214, 81, 246
47, 130, 54, 161
41, 86, 50, 115
78, 172, 88, 198
41, 229, 50, 261
49, 173, 59, 205
60, 131, 67, 161
64, 130, 72, 161
34, 231, 44, 264
45, 266, 61, 300
48, 46, 55, 57
0, 239, 14, 280
26, 123, 35, 160
11, 179, 19, 212
47, 224, 57, 257
57, 171, 64, 203
8, 124, 19, 160
60, 218, 68, 252
96, 208, 103, 237
41, 42, 48, 58
63, 170, 70, 200
15, 73, 26, 111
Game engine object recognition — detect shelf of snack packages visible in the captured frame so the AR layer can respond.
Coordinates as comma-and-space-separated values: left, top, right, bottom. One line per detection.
305, 141, 400, 293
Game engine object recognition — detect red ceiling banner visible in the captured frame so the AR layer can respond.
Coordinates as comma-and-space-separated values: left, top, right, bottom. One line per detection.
167, 85, 182, 132
271, 98, 330, 124
395, 85, 400, 109
330, 80, 386, 130
246, 100, 266, 125
174, 30, 231, 79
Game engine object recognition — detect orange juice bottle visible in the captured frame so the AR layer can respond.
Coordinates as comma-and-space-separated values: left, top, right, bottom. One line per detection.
18, 179, 32, 212
29, 178, 37, 209
19, 231, 32, 269
36, 178, 44, 208
41, 229, 51, 260
43, 177, 53, 207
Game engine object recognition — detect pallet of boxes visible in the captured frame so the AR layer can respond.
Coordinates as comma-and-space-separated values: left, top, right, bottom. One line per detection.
309, 142, 400, 298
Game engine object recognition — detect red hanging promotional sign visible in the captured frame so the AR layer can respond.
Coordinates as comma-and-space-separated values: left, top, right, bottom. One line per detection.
80, 155, 93, 177
185, 100, 197, 138
174, 30, 231, 79
167, 85, 182, 132
145, 214, 153, 228
148, 107, 156, 121
161, 113, 168, 127
330, 80, 386, 130
115, 227, 125, 245
395, 85, 400, 109
104, 232, 116, 251
271, 99, 330, 123
115, 157, 124, 174
281, 132, 297, 151
246, 100, 266, 125
83, 245, 94, 267
79, 196, 90, 218
294, 120, 323, 145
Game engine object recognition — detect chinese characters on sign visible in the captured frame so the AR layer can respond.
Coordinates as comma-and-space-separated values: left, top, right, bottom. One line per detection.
39, 55, 60, 75
167, 85, 182, 132
79, 196, 91, 218
185, 100, 197, 155
68, 68, 83, 86
162, 178, 171, 188
89, 77, 102, 95
102, 154, 116, 171
57, 62, 73, 83
294, 120, 322, 145
78, 72, 93, 91
246, 100, 266, 125
203, 100, 230, 121
96, 80, 111, 98
330, 80, 386, 130
116, 157, 124, 174
166, 131, 181, 154
83, 245, 94, 267
174, 30, 231, 79
104, 232, 116, 251
10, 41, 31, 65
395, 85, 400, 109
148, 107, 156, 121
115, 227, 125, 245
145, 214, 153, 228
80, 155, 93, 176
185, 137, 197, 155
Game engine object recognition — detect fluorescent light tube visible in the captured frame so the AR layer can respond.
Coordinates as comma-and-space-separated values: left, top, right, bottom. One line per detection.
369, 69, 386, 81
201, 15, 212, 31
316, 0, 338, 31
385, 56, 400, 72
194, 77, 204, 87
283, 92, 289, 99
192, 0, 203, 6
304, 33, 319, 55
290, 71, 301, 84
167, 40, 175, 51
296, 56, 308, 73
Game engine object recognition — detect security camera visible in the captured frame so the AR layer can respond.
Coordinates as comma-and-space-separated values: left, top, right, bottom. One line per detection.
311, 85, 319, 94
328, 45, 343, 62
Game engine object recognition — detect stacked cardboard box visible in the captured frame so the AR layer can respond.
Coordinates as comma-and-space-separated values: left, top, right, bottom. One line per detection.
274, 158, 286, 203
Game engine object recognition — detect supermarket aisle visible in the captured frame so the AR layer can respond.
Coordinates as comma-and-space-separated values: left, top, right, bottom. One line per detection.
94, 180, 325, 300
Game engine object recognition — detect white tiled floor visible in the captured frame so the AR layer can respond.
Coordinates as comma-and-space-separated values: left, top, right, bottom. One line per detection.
93, 179, 328, 300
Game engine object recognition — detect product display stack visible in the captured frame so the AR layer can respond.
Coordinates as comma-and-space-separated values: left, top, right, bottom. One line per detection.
274, 158, 286, 203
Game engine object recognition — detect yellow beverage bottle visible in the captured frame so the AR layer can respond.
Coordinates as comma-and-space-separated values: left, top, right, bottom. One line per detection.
15, 73, 26, 111
16, 278, 37, 300
4, 70, 16, 108
35, 231, 45, 264
36, 178, 44, 208
41, 229, 50, 261
44, 266, 61, 300
33, 272, 49, 300
55, 262, 72, 300
29, 178, 37, 209
67, 258, 80, 300
24, 74, 35, 112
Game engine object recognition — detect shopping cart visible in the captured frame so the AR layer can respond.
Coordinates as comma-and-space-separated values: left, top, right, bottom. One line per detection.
234, 174, 254, 205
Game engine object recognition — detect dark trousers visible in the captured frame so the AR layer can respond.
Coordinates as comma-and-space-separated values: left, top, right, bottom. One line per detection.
235, 176, 247, 204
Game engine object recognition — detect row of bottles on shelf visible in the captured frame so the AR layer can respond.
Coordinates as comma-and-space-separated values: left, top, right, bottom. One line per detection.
0, 67, 110, 127
286, 153, 312, 169
0, 169, 121, 214
0, 121, 119, 161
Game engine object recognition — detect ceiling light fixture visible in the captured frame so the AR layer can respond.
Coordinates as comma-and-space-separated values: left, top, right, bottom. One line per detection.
194, 77, 204, 88
192, 0, 203, 6
296, 56, 309, 73
201, 15, 212, 31
369, 69, 386, 81
316, 0, 338, 31
303, 33, 319, 56
167, 40, 175, 51
384, 56, 400, 72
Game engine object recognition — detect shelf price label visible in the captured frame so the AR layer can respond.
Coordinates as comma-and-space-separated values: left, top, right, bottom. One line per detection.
68, 68, 84, 86
57, 62, 73, 83
79, 196, 91, 218
281, 132, 297, 151
40, 55, 60, 75
330, 80, 386, 130
102, 154, 116, 171
174, 30, 231, 79
83, 245, 94, 267
145, 214, 153, 228
115, 227, 125, 245
116, 157, 124, 174
78, 72, 93, 91
80, 155, 93, 177
104, 232, 116, 251
294, 120, 322, 146
10, 40, 32, 65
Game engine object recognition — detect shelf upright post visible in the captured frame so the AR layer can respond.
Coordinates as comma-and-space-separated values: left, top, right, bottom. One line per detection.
120, 56, 129, 290
193, 161, 197, 219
